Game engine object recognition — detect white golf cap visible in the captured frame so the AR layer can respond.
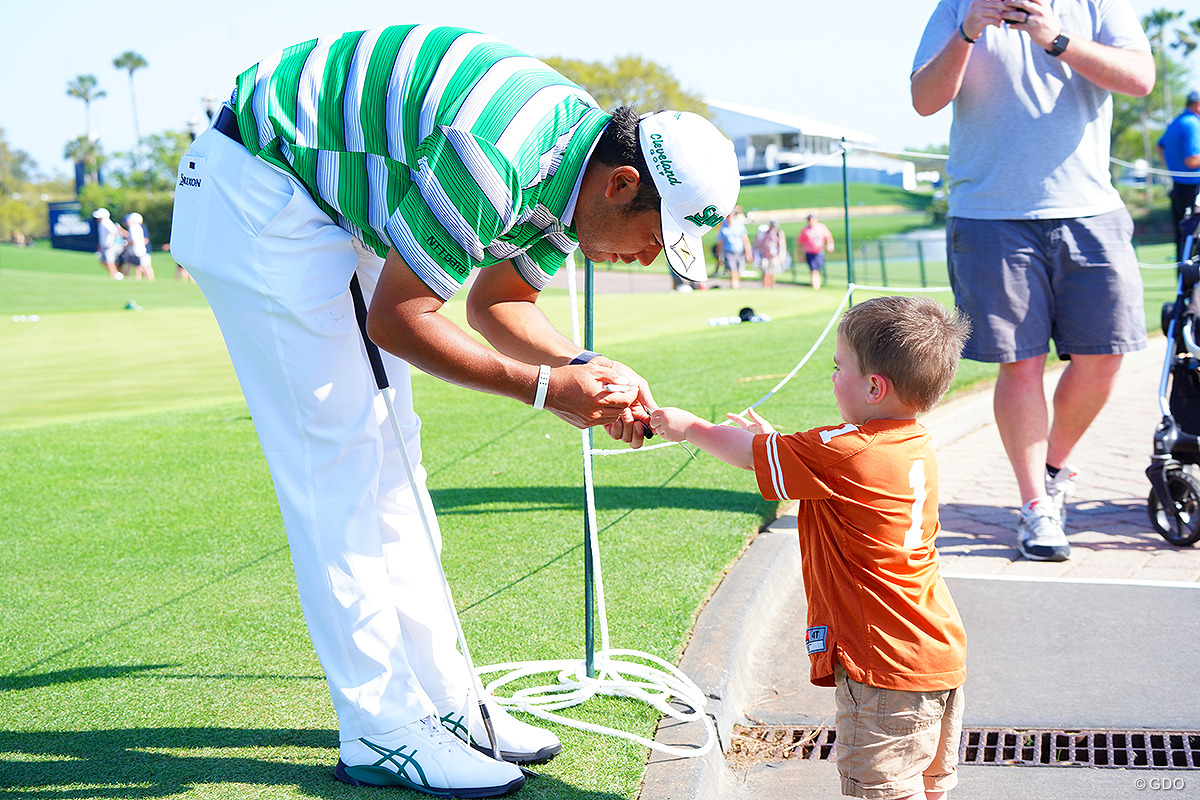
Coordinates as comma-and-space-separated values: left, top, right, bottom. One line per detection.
639, 111, 740, 282
92, 208, 110, 220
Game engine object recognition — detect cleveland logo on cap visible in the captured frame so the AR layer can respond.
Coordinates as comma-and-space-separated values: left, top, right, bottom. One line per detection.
647, 133, 682, 186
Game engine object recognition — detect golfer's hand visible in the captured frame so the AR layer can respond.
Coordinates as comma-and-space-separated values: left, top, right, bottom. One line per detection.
725, 408, 777, 435
648, 407, 698, 443
543, 362, 641, 430
586, 359, 654, 448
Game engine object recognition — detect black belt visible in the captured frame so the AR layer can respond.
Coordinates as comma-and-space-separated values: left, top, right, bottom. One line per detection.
214, 105, 244, 147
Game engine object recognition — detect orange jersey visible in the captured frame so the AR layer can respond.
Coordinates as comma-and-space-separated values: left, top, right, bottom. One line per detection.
753, 418, 966, 691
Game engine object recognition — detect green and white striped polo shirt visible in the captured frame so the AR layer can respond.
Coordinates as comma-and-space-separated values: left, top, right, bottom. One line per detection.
230, 24, 611, 299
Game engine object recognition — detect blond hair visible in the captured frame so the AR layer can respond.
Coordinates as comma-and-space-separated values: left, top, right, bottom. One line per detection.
838, 295, 970, 413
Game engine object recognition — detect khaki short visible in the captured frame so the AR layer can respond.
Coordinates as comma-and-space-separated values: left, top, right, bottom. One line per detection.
833, 662, 964, 799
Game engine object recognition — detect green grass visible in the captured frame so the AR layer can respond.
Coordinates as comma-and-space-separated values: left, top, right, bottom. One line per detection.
0, 229, 1177, 799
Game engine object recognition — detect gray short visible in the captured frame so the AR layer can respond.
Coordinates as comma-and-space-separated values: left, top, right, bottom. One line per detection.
946, 209, 1147, 363
722, 251, 747, 275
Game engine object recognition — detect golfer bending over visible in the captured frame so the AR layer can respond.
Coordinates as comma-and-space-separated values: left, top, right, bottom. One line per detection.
170, 24, 738, 798
650, 296, 970, 800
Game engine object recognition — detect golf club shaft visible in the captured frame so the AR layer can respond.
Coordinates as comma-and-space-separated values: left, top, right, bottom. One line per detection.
349, 275, 502, 762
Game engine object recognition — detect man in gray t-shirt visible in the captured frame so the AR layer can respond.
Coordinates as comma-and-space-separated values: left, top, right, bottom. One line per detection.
912, 0, 1154, 563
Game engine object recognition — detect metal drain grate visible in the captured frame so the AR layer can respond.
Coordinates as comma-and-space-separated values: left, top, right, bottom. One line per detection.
961, 729, 1200, 769
731, 726, 1200, 769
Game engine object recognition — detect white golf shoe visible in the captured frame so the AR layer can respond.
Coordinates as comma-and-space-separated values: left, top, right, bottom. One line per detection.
335, 714, 524, 798
438, 693, 562, 764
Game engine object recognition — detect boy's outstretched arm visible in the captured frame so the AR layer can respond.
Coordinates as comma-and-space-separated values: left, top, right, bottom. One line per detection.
649, 407, 766, 470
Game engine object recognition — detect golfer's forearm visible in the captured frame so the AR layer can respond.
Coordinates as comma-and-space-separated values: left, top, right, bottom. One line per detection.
468, 300, 582, 366
370, 307, 543, 404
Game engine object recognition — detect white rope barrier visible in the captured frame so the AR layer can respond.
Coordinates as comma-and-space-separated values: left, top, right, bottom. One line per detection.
740, 147, 847, 182
477, 253, 716, 757
737, 140, 1188, 181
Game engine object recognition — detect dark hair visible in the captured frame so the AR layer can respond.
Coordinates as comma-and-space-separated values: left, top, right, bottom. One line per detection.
838, 295, 971, 413
591, 106, 662, 215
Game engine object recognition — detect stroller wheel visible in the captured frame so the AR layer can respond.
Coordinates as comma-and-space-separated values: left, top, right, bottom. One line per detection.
1148, 469, 1200, 546
1161, 300, 1180, 337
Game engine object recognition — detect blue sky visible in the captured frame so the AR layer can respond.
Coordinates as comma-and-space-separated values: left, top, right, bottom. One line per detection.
1, 0, 1191, 177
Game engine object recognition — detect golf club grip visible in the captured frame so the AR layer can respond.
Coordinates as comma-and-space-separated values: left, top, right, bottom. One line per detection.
349, 274, 390, 392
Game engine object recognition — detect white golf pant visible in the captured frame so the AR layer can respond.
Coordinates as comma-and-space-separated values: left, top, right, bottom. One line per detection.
171, 128, 469, 739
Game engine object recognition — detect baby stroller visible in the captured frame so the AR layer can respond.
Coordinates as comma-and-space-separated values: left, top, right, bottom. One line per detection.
1147, 204, 1200, 546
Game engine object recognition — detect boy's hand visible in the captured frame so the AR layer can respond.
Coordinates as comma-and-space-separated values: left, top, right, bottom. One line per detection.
648, 407, 698, 443
726, 407, 777, 435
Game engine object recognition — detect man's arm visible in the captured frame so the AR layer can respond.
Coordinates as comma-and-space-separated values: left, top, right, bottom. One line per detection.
911, 0, 1006, 116
1011, 0, 1154, 97
367, 248, 640, 430
912, 0, 1155, 116
468, 260, 659, 442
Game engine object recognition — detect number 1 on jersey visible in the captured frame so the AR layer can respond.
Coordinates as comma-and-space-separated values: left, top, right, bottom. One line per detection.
904, 459, 927, 550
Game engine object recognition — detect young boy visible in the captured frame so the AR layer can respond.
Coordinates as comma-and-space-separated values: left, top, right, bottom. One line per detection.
649, 295, 970, 800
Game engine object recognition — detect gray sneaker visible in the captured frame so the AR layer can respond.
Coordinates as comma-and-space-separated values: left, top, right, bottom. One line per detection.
1017, 500, 1071, 562
1045, 464, 1079, 526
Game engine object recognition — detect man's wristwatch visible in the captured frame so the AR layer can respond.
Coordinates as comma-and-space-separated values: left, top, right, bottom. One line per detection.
1046, 32, 1069, 57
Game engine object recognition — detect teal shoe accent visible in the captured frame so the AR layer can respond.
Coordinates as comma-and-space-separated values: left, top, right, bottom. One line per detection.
439, 710, 470, 742
335, 738, 439, 792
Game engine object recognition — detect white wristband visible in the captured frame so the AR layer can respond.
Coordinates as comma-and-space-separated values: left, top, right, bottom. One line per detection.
532, 364, 552, 410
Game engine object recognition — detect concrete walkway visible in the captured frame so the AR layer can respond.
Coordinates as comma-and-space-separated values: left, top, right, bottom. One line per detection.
639, 336, 1200, 800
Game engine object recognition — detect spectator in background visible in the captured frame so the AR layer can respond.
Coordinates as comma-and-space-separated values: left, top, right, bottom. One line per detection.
798, 213, 834, 290
755, 219, 787, 289
715, 206, 752, 289
93, 208, 127, 280
124, 212, 155, 281
912, 0, 1154, 562
1158, 89, 1200, 261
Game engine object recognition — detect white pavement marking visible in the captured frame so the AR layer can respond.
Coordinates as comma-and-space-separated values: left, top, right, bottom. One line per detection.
943, 571, 1200, 590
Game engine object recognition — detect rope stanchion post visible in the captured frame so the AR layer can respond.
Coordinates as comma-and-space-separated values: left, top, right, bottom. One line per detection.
842, 137, 855, 298
583, 257, 596, 680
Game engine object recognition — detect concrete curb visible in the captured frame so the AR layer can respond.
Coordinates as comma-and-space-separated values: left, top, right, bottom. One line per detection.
638, 526, 799, 800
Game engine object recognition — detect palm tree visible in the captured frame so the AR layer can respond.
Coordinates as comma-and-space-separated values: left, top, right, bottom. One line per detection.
1172, 17, 1199, 65
66, 74, 106, 142
64, 135, 102, 186
1143, 9, 1184, 122
113, 51, 148, 159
